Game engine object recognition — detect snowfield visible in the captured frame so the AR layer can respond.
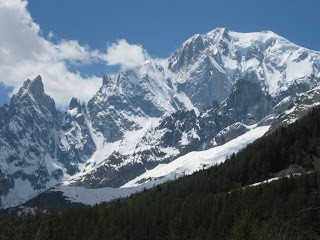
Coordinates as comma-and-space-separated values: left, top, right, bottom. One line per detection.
54, 125, 270, 205
2, 27, 320, 209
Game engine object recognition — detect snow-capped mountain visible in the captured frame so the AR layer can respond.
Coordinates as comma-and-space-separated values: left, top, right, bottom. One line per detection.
57, 98, 96, 175
0, 76, 60, 208
169, 28, 320, 109
2, 124, 270, 213
87, 61, 188, 143
1, 28, 320, 209
51, 125, 271, 208
269, 86, 320, 131
70, 79, 274, 188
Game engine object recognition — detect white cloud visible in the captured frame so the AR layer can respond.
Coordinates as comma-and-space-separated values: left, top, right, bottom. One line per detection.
0, 0, 103, 107
104, 39, 147, 69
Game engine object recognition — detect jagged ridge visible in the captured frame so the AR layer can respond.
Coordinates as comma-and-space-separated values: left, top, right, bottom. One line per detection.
1, 28, 320, 208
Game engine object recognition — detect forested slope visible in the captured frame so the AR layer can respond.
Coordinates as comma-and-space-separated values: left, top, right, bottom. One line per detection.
1, 107, 320, 240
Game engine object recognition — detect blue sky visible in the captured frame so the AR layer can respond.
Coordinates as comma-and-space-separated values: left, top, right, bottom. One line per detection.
28, 0, 320, 57
0, 0, 319, 106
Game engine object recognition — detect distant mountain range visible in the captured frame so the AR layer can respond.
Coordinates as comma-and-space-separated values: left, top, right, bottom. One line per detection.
1, 28, 320, 209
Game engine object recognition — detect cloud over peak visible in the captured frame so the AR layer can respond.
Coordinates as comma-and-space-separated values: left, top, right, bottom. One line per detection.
0, 0, 102, 107
0, 0, 156, 107
104, 39, 147, 69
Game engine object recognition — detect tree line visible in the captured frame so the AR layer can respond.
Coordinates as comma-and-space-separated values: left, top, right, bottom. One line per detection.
1, 106, 320, 239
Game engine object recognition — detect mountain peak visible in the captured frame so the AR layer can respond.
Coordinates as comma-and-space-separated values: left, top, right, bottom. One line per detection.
29, 75, 44, 98
10, 75, 57, 116
69, 97, 80, 109
207, 27, 229, 35
102, 75, 113, 86
2, 29, 320, 210
20, 75, 44, 99
68, 97, 85, 114
23, 75, 43, 88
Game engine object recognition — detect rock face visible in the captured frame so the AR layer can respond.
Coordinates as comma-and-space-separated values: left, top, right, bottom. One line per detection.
268, 86, 320, 132
1, 28, 320, 208
57, 98, 96, 175
73, 109, 203, 188
0, 76, 60, 207
214, 122, 249, 146
0, 77, 97, 207
169, 28, 320, 110
87, 62, 185, 143
221, 79, 274, 125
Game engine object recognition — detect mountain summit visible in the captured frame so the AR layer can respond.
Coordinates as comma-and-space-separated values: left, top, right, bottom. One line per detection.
1, 28, 320, 208
169, 28, 320, 109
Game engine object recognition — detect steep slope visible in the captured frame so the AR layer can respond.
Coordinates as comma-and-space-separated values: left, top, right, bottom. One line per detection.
3, 106, 320, 240
70, 28, 320, 189
169, 28, 320, 109
1, 123, 270, 213
269, 86, 320, 131
55, 125, 269, 205
1, 28, 320, 209
69, 80, 274, 188
0, 77, 97, 208
87, 61, 187, 143
122, 125, 270, 188
0, 76, 60, 208
57, 98, 96, 175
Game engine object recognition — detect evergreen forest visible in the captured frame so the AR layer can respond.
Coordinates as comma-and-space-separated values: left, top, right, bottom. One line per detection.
1, 107, 320, 240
